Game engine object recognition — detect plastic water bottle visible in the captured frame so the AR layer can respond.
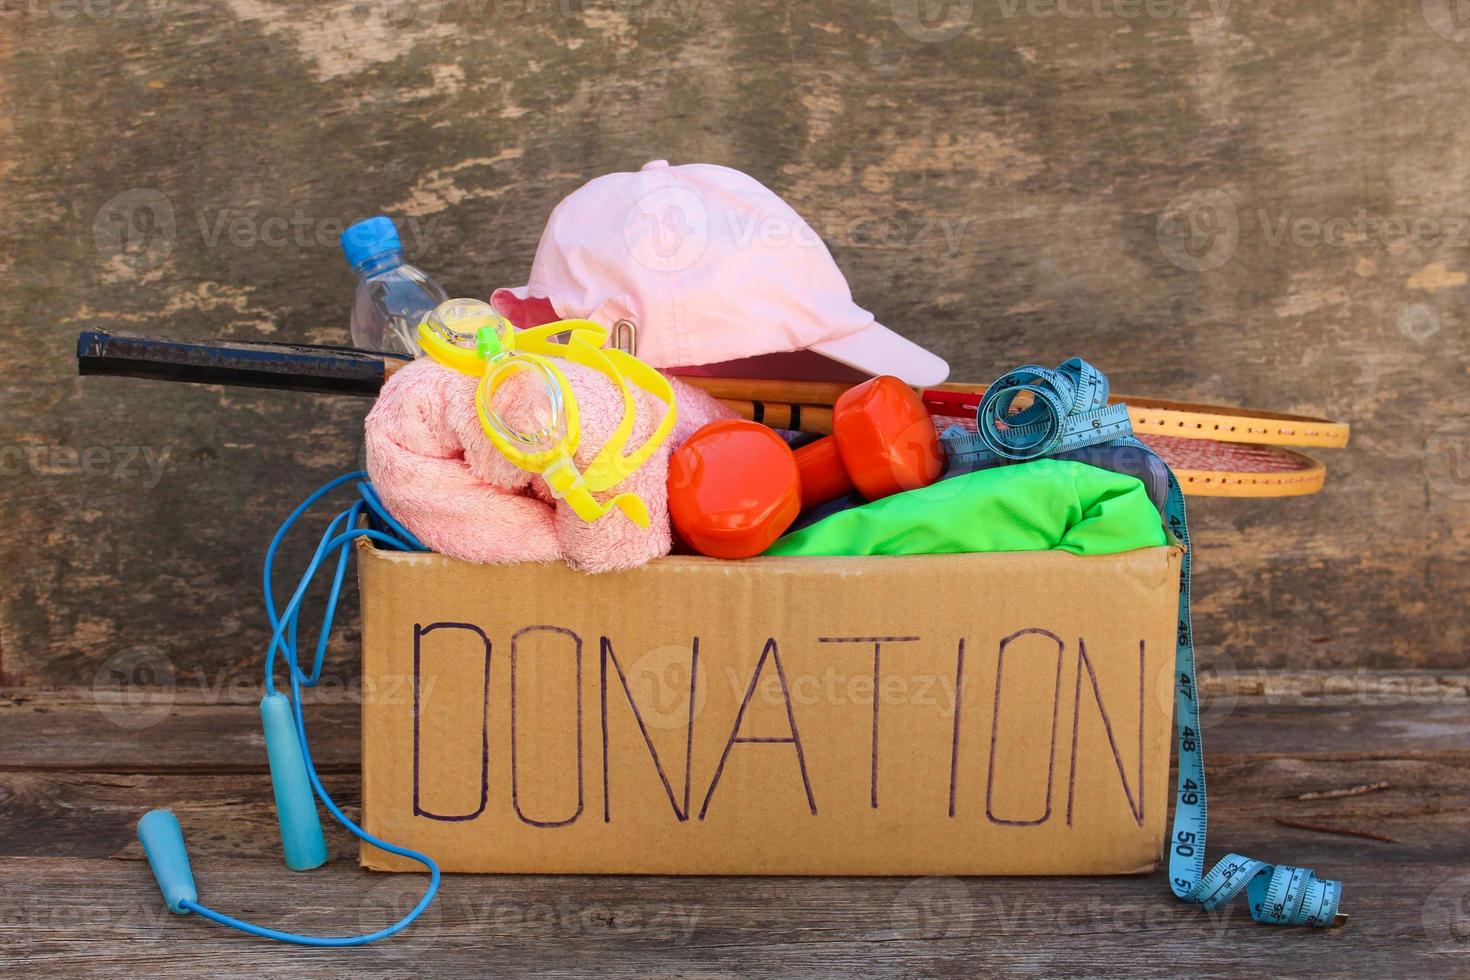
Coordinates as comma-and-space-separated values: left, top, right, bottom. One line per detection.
340, 216, 448, 357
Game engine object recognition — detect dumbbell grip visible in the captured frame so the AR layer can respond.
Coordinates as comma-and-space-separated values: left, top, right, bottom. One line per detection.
793, 437, 856, 510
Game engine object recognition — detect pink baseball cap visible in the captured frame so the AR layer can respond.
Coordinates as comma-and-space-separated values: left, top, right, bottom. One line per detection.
492, 160, 950, 386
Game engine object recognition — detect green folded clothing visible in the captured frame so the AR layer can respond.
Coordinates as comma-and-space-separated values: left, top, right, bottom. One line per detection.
765, 458, 1168, 558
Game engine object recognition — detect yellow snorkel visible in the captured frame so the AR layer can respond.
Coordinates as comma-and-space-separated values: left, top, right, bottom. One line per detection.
416, 299, 677, 527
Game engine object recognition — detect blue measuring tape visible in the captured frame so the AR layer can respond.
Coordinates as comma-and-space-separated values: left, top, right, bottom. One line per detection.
947, 358, 1344, 927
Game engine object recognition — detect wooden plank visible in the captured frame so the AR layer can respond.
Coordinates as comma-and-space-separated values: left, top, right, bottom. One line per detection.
4, 753, 1465, 865
2, 2, 1469, 685
0, 857, 1463, 978
2, 683, 1464, 974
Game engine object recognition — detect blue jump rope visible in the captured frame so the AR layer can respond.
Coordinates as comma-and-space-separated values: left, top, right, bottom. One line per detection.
136, 360, 1341, 947
137, 472, 437, 946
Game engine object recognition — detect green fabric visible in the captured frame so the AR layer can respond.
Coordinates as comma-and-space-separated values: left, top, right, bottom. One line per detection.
765, 458, 1167, 558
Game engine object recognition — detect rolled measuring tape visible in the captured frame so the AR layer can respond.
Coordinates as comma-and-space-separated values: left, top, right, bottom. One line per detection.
922, 385, 1350, 450
929, 362, 1335, 497
965, 358, 1133, 462
957, 357, 1345, 928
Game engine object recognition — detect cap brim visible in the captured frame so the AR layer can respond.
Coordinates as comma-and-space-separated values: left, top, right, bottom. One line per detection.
809, 321, 950, 386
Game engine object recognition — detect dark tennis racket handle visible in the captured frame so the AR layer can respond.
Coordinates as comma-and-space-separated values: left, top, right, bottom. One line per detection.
76, 330, 411, 397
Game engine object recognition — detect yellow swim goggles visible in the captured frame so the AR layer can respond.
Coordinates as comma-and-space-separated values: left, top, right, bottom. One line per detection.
415, 299, 677, 528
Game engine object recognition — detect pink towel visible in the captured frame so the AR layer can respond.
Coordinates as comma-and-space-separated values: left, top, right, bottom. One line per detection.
365, 356, 733, 572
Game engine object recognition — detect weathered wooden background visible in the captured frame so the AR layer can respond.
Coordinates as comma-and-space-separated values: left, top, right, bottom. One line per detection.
1, 0, 1467, 687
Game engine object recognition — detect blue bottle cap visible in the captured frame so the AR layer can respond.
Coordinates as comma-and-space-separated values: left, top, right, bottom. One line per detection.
341, 216, 402, 270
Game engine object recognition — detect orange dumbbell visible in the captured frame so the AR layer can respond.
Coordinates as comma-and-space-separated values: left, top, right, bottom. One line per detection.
667, 376, 945, 559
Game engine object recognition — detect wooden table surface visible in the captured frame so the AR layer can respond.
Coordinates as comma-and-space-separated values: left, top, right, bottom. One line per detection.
3, 675, 1467, 977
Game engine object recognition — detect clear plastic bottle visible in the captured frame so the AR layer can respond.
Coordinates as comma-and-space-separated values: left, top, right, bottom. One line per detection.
340, 216, 448, 357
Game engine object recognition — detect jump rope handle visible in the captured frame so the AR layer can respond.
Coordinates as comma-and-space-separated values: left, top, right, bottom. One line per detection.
138, 810, 199, 914
260, 692, 328, 870
140, 694, 327, 917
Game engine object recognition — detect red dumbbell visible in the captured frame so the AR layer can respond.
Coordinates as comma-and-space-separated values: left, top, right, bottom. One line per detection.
667, 376, 945, 559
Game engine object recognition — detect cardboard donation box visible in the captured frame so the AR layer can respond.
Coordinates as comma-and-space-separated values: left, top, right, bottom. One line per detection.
358, 544, 1184, 876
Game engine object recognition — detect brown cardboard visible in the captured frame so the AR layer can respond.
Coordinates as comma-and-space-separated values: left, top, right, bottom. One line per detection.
358, 544, 1183, 876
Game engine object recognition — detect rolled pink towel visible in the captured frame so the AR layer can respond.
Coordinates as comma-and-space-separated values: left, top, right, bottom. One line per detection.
365, 356, 732, 572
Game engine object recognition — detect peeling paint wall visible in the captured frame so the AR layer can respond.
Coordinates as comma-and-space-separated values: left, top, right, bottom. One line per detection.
1, 1, 1466, 684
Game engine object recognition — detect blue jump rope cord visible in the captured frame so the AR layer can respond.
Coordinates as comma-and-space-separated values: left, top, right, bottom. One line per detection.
945, 358, 1343, 927
178, 471, 439, 947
